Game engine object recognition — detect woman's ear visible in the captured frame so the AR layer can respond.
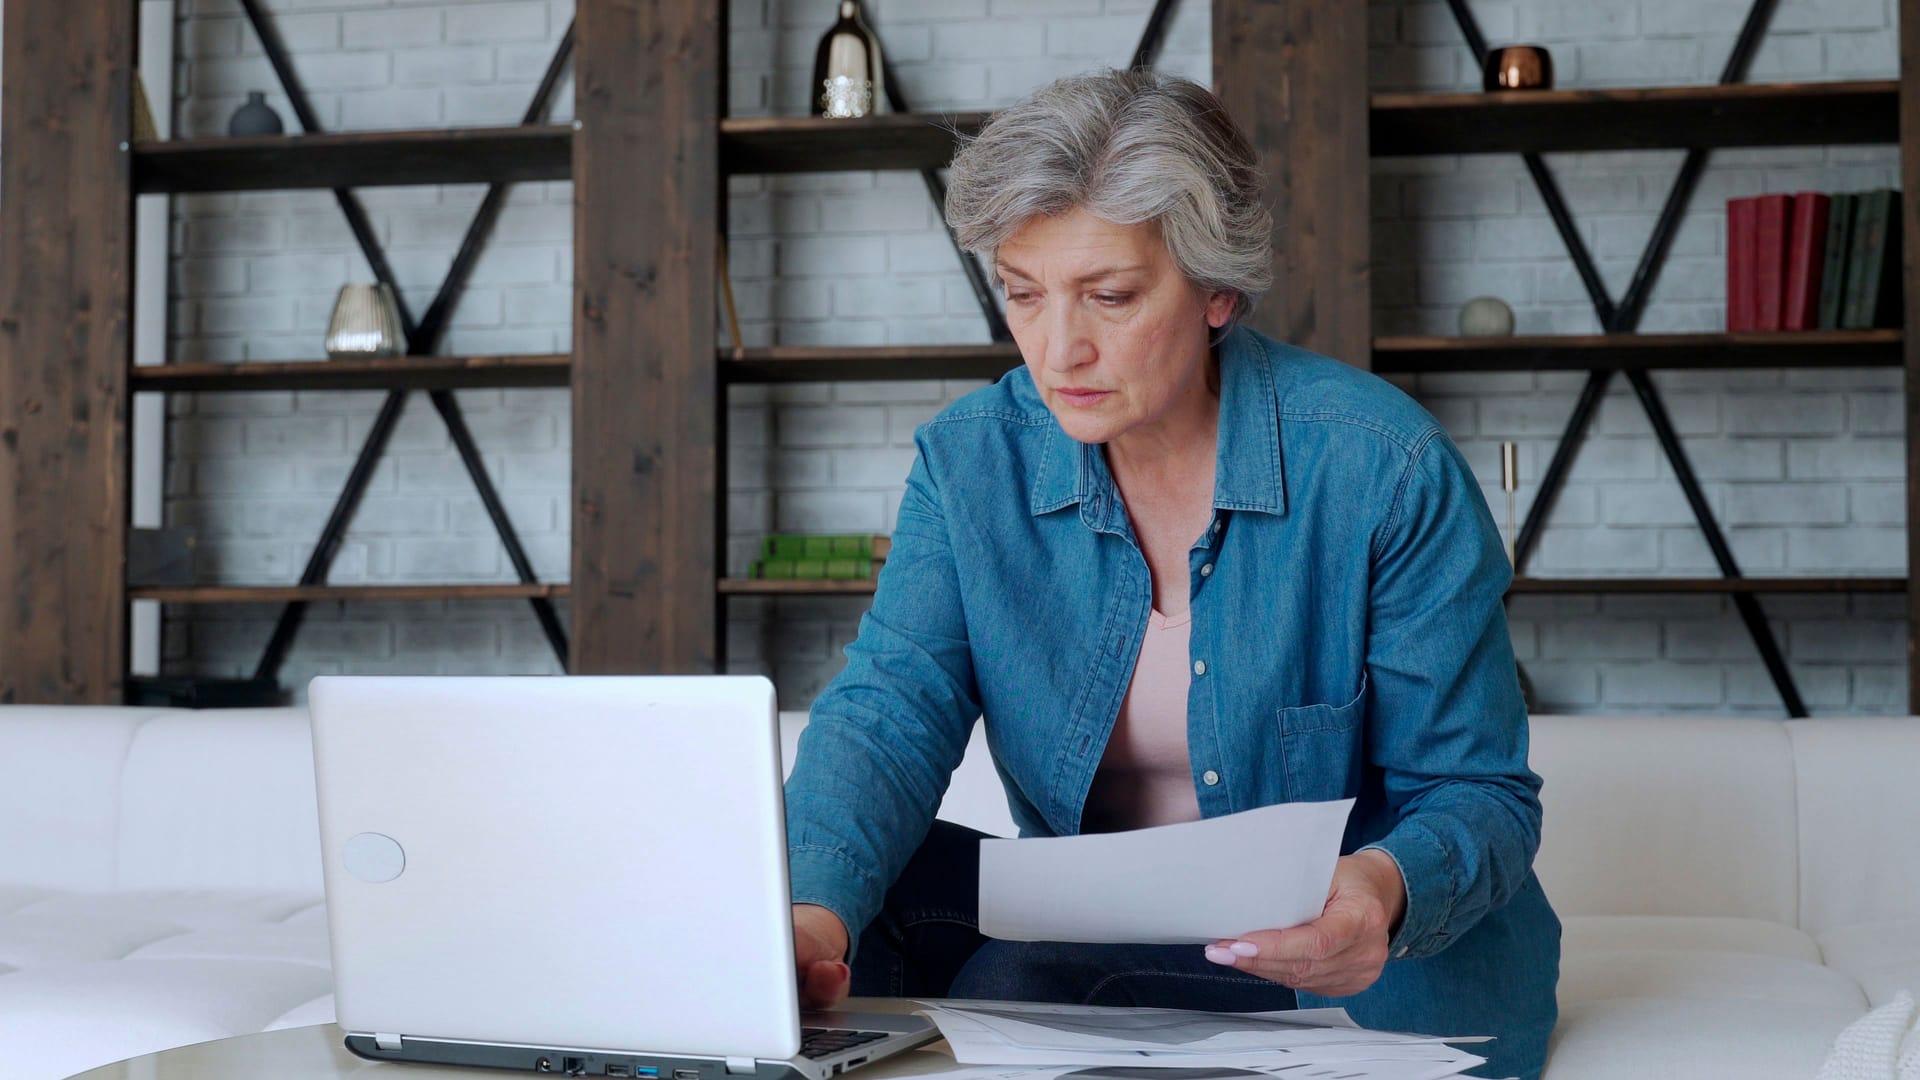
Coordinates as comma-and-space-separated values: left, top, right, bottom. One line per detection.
1205, 290, 1236, 329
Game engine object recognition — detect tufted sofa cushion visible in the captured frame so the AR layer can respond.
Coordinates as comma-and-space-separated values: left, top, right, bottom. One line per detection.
1, 703, 1915, 1080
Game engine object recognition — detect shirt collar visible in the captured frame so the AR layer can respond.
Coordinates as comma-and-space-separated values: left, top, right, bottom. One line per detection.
1028, 324, 1288, 518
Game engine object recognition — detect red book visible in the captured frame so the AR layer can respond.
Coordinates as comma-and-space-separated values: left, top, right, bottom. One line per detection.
1753, 193, 1793, 331
1782, 191, 1831, 331
1727, 197, 1758, 331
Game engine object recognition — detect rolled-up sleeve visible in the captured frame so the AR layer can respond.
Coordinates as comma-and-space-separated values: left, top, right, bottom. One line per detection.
1357, 428, 1541, 961
783, 437, 981, 954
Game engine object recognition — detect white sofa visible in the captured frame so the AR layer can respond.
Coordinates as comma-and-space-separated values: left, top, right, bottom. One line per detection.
0, 704, 1914, 1080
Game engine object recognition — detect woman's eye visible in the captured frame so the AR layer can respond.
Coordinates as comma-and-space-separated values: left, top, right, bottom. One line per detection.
1006, 291, 1036, 304
1094, 293, 1132, 306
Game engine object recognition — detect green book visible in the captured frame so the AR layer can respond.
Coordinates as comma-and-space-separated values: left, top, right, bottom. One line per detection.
1816, 192, 1855, 330
758, 534, 890, 560
1842, 189, 1893, 329
750, 556, 874, 580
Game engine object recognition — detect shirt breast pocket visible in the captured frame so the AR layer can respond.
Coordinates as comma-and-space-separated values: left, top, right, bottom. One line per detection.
1276, 670, 1367, 804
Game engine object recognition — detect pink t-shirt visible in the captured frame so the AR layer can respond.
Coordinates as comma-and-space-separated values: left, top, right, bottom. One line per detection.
1081, 607, 1202, 833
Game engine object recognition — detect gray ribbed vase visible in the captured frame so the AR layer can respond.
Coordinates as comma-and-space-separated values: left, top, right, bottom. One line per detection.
324, 283, 405, 359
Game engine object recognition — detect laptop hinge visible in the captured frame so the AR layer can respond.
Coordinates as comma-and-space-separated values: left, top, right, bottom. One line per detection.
724, 1057, 757, 1075
374, 1033, 404, 1051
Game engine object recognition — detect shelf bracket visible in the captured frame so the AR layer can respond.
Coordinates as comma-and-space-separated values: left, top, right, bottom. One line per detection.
225, 2, 576, 684
1443, 0, 1808, 716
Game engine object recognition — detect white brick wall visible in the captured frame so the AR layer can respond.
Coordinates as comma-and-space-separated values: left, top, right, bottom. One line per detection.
163, 0, 1907, 715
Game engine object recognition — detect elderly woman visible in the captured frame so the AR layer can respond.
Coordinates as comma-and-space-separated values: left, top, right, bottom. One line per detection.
781, 69, 1560, 1079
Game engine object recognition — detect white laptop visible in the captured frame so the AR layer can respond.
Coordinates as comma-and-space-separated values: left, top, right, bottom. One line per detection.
308, 674, 937, 1079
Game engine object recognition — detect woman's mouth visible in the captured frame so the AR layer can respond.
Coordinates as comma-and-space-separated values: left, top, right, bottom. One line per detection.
1056, 388, 1111, 407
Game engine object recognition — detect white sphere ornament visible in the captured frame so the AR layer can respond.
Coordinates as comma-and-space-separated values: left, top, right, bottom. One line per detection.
1459, 296, 1516, 337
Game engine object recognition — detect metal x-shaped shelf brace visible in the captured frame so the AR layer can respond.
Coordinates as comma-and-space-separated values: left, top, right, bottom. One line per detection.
229, 0, 575, 685
867, 0, 1184, 344
1441, 0, 1808, 715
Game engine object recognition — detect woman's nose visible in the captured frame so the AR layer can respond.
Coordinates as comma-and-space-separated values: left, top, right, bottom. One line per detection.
1042, 304, 1095, 372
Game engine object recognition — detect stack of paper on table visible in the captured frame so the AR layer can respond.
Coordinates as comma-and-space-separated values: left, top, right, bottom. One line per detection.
916, 1001, 1493, 1080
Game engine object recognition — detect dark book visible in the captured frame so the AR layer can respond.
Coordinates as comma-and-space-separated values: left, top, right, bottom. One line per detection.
1817, 192, 1856, 330
1752, 193, 1793, 331
1782, 192, 1830, 331
1726, 196, 1758, 331
1842, 189, 1902, 329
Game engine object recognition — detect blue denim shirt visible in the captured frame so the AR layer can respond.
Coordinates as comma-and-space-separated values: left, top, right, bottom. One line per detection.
785, 325, 1560, 1075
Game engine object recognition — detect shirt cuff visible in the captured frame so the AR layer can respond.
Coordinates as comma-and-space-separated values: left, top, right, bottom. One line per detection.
787, 844, 883, 965
1360, 821, 1457, 961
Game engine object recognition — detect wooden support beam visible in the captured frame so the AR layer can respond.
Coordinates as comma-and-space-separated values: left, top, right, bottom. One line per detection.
570, 0, 720, 673
1214, 0, 1371, 367
0, 3, 134, 702
1901, 0, 1920, 712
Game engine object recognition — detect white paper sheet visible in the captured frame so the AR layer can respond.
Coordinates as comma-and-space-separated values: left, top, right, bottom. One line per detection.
915, 1002, 1488, 1076
978, 800, 1356, 943
917, 1061, 1484, 1080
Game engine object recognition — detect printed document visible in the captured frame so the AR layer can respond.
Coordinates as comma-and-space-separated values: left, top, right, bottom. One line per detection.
978, 799, 1356, 943
916, 1001, 1491, 1079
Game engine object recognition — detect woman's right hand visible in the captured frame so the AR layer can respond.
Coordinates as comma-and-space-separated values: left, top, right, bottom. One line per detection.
793, 903, 853, 1010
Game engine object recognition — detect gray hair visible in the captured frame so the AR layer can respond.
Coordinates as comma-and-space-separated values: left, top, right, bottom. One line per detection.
944, 69, 1274, 333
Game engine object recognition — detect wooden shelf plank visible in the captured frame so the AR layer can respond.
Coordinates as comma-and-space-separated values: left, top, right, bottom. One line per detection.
1372, 80, 1898, 156
717, 577, 1905, 599
1373, 330, 1903, 371
132, 125, 574, 193
131, 354, 571, 392
1508, 577, 1906, 595
719, 578, 879, 595
721, 344, 1021, 383
721, 112, 989, 174
132, 583, 571, 603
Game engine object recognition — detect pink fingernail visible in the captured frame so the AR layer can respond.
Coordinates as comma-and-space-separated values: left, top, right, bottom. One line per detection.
1230, 940, 1260, 957
1204, 946, 1237, 965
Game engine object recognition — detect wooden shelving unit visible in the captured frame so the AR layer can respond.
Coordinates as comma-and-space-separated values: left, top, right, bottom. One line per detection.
1217, 1, 1920, 713
5, 1, 1918, 704
132, 354, 571, 392
1371, 80, 1898, 156
719, 578, 881, 596
720, 344, 1020, 384
721, 113, 987, 174
1507, 577, 1906, 595
1373, 329, 1904, 372
133, 125, 574, 193
130, 583, 572, 604
718, 576, 1907, 599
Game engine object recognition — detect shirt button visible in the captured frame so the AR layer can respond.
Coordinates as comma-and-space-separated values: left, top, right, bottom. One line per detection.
1211, 520, 1222, 533
1203, 769, 1220, 786
1200, 563, 1213, 577
1394, 946, 1409, 959
1193, 660, 1207, 676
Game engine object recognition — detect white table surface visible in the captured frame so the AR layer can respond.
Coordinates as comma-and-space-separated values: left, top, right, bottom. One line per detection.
70, 1000, 964, 1080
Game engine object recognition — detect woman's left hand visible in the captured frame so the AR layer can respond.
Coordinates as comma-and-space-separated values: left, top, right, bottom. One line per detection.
1203, 848, 1408, 997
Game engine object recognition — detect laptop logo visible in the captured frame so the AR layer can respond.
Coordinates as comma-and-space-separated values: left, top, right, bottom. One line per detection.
343, 832, 407, 883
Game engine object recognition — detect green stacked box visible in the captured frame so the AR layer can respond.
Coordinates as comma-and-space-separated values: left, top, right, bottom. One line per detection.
751, 534, 891, 580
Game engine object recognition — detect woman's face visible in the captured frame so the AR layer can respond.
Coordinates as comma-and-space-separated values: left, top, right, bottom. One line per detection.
996, 206, 1236, 447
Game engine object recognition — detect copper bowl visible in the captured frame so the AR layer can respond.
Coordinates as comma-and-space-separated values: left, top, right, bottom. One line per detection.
1482, 45, 1553, 91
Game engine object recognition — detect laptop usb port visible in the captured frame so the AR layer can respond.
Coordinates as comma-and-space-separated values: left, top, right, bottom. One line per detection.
607, 1068, 630, 1077
672, 1070, 697, 1079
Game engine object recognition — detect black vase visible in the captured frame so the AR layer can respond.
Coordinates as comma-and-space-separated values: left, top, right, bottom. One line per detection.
228, 91, 284, 136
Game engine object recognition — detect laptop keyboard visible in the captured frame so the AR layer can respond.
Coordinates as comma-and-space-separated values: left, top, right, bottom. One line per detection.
798, 1028, 891, 1060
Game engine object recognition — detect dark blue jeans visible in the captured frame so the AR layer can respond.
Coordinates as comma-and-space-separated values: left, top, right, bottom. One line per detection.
849, 820, 1299, 1012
